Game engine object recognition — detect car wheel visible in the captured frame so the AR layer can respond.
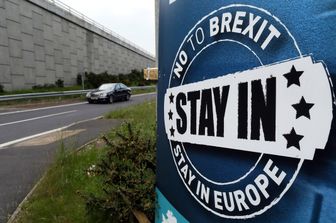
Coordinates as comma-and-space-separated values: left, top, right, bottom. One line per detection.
88, 99, 93, 104
109, 95, 114, 104
126, 94, 130, 101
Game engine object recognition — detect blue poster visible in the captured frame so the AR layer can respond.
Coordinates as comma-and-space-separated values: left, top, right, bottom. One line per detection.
157, 1, 336, 222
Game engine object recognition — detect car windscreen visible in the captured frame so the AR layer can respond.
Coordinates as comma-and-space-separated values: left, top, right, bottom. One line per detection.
120, 83, 127, 89
98, 84, 116, 90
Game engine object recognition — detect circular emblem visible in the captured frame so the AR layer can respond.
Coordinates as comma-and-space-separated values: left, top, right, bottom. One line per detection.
164, 4, 333, 219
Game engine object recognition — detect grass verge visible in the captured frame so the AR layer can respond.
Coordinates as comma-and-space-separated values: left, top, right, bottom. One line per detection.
131, 86, 156, 96
12, 100, 156, 223
13, 145, 105, 223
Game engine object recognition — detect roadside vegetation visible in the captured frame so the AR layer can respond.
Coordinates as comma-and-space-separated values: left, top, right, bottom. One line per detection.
1, 70, 156, 96
0, 85, 83, 95
0, 70, 156, 108
0, 83, 4, 93
0, 86, 156, 108
78, 70, 157, 89
0, 95, 86, 108
0, 85, 81, 96
12, 100, 156, 223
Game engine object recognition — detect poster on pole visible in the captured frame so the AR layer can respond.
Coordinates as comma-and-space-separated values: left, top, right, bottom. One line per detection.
156, 0, 336, 222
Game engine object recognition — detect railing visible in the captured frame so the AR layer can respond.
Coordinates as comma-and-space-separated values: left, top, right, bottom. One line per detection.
45, 0, 155, 59
0, 86, 156, 102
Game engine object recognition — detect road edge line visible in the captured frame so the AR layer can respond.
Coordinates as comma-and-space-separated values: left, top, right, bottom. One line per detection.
0, 102, 87, 116
0, 110, 77, 127
0, 116, 104, 150
6, 116, 105, 222
7, 170, 48, 223
0, 92, 156, 149
0, 92, 156, 116
5, 93, 156, 221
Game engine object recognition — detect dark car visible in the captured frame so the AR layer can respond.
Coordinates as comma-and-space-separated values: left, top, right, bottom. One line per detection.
86, 83, 131, 104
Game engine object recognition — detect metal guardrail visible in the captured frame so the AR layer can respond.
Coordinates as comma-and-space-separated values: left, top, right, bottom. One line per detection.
45, 0, 155, 58
0, 86, 156, 102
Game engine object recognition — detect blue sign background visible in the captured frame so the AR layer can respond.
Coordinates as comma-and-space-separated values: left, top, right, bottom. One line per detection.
157, 1, 336, 222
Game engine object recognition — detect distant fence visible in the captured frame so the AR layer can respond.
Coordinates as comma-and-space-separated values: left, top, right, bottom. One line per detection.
0, 86, 156, 102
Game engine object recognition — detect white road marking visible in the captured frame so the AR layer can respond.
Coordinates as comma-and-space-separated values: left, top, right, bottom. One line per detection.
14, 129, 86, 147
0, 102, 86, 116
0, 116, 103, 149
0, 127, 69, 149
0, 92, 156, 116
0, 92, 156, 149
0, 110, 77, 127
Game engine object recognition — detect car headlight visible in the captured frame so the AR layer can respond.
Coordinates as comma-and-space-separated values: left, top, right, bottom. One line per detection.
99, 93, 107, 97
86, 92, 91, 97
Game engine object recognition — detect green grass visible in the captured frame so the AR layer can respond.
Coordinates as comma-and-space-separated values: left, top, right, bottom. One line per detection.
106, 99, 155, 121
13, 146, 105, 223
13, 100, 156, 223
106, 100, 156, 139
131, 86, 156, 95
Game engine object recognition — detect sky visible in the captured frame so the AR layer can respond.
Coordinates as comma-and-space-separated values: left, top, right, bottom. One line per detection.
59, 0, 156, 56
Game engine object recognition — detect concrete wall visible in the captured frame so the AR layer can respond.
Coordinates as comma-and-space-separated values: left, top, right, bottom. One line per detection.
0, 0, 156, 90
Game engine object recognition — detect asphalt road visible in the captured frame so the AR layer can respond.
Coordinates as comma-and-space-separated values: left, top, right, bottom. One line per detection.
0, 92, 156, 222
0, 93, 156, 148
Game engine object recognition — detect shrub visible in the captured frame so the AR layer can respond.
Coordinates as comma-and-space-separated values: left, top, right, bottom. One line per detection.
0, 84, 4, 93
55, 79, 64, 88
77, 74, 83, 86
81, 70, 157, 89
84, 123, 156, 223
32, 84, 56, 90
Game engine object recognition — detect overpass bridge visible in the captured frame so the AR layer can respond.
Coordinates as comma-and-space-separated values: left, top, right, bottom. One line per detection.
0, 0, 156, 90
